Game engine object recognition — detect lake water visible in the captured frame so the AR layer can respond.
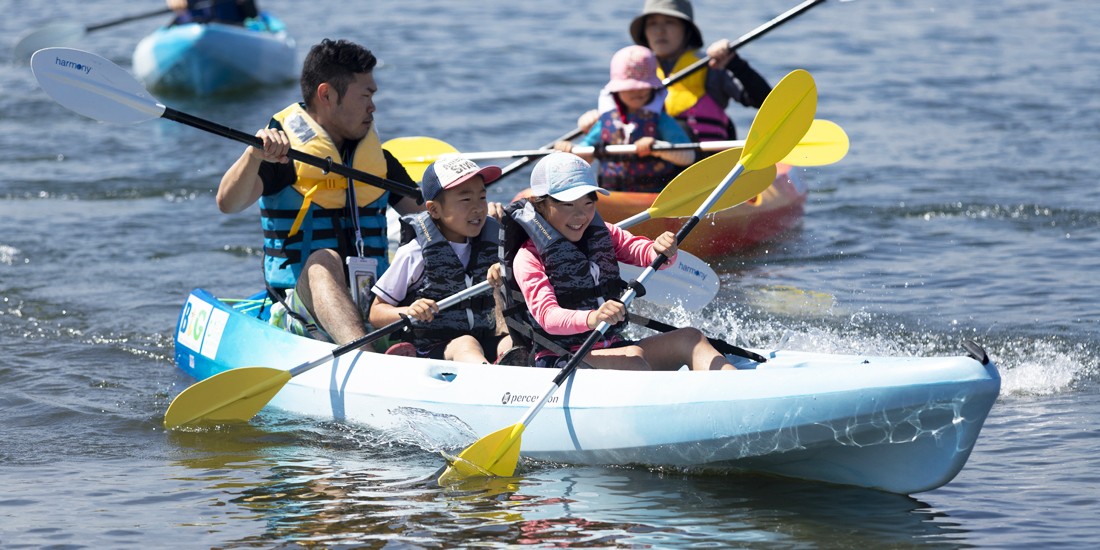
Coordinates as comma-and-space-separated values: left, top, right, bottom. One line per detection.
2, 0, 1098, 548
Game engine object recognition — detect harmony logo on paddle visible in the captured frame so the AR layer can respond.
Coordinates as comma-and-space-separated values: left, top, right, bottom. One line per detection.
54, 57, 92, 75
502, 392, 560, 406
677, 261, 707, 281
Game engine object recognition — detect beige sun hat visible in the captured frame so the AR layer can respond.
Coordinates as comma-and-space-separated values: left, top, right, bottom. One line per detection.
629, 0, 705, 51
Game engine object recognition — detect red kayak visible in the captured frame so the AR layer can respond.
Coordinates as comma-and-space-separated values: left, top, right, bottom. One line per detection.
512, 164, 807, 258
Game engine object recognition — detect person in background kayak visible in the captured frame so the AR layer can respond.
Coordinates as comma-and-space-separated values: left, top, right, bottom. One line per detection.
577, 0, 772, 143
369, 155, 516, 364
553, 46, 694, 193
167, 0, 258, 26
502, 152, 735, 371
217, 39, 423, 350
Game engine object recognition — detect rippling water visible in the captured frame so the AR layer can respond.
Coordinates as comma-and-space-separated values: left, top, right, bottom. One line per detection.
2, 0, 1098, 548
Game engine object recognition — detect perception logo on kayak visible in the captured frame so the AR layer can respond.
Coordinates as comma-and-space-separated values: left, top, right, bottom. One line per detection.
502, 392, 560, 406
55, 57, 92, 75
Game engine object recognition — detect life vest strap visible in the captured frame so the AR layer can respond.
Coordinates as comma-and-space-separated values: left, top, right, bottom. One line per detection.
260, 206, 381, 219
263, 226, 384, 243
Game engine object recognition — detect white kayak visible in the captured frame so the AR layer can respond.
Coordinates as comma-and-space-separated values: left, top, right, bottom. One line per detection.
174, 288, 1001, 494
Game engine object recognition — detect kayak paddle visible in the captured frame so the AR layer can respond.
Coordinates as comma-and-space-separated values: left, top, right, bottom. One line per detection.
493, 0, 829, 184
12, 0, 236, 61
394, 119, 846, 168
437, 68, 817, 484
29, 47, 422, 201
163, 283, 492, 429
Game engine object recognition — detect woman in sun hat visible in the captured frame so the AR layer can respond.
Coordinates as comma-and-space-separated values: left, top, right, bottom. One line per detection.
576, 0, 772, 144
554, 45, 695, 192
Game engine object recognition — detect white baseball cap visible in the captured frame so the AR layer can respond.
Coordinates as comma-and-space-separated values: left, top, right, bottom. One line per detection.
530, 152, 610, 201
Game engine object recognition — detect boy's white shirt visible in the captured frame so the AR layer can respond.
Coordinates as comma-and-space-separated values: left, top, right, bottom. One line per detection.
372, 238, 472, 306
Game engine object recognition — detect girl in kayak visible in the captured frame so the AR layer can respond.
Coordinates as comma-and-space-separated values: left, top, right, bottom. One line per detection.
369, 155, 515, 364
554, 45, 695, 193
500, 152, 735, 371
577, 0, 773, 143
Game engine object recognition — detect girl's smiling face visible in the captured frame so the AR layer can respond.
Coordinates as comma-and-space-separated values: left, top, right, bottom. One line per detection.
538, 194, 597, 242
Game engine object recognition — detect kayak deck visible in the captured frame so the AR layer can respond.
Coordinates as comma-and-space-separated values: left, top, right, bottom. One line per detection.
174, 289, 1000, 494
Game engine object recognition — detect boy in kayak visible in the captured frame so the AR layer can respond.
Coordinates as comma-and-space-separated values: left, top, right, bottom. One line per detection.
500, 152, 735, 371
554, 45, 695, 193
168, 0, 258, 25
368, 155, 515, 364
577, 0, 772, 143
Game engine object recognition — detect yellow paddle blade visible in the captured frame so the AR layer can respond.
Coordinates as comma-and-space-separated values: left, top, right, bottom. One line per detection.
437, 423, 525, 485
382, 136, 459, 182
647, 147, 777, 219
741, 69, 818, 171
779, 119, 849, 166
163, 367, 292, 429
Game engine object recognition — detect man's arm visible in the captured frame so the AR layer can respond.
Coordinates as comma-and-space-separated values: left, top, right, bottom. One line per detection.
383, 149, 426, 215
217, 127, 289, 214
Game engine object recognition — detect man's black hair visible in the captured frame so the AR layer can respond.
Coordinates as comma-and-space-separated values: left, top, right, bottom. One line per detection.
300, 38, 378, 110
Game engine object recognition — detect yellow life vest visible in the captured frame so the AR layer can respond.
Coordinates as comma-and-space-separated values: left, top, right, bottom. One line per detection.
270, 103, 388, 237
658, 50, 708, 118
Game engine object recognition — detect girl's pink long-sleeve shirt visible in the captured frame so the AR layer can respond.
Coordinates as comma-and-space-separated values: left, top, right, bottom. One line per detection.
513, 223, 677, 335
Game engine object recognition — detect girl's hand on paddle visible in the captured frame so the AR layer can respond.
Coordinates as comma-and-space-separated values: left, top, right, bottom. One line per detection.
587, 300, 626, 329
487, 202, 505, 222
406, 298, 438, 322
653, 231, 677, 264
707, 39, 737, 69
251, 128, 290, 164
487, 263, 503, 289
554, 141, 574, 153
635, 136, 655, 157
577, 110, 599, 134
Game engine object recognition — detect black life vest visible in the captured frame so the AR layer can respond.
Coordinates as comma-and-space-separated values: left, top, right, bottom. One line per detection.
500, 200, 628, 353
397, 211, 499, 350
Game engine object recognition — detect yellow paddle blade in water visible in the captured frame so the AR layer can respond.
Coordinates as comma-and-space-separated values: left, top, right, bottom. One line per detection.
740, 69, 818, 171
437, 423, 525, 485
383, 136, 459, 182
163, 367, 291, 428
647, 147, 777, 219
779, 119, 849, 166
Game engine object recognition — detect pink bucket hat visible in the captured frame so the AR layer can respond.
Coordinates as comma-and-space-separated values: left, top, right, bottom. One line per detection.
605, 45, 663, 93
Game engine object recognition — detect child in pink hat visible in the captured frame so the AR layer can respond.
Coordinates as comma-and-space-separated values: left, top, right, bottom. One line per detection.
554, 45, 694, 193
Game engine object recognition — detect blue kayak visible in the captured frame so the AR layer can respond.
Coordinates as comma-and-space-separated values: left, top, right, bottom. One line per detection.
132, 12, 296, 95
174, 288, 1001, 494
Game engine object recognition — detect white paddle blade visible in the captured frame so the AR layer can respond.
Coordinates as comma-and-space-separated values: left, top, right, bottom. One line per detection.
30, 48, 165, 124
13, 22, 85, 61
617, 249, 719, 311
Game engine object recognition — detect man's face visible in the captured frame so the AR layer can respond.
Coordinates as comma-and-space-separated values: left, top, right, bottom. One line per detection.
329, 72, 377, 142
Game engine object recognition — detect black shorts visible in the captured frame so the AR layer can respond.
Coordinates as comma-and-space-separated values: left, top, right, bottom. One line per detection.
533, 338, 636, 369
421, 334, 506, 361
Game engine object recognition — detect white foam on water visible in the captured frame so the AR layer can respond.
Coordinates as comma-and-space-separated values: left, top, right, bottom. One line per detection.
0, 244, 21, 265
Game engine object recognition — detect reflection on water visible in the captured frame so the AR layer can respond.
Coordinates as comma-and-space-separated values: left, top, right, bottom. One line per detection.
165, 413, 971, 548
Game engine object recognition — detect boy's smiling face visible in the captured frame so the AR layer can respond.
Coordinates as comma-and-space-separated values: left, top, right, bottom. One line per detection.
427, 177, 487, 242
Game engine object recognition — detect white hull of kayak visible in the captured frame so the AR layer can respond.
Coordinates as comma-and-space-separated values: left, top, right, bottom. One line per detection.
174, 289, 1001, 494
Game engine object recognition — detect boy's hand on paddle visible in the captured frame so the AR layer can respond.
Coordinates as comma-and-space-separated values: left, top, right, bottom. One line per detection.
251, 128, 290, 164
406, 298, 439, 322
487, 202, 505, 222
587, 300, 626, 329
487, 263, 503, 289
554, 141, 574, 153
634, 136, 655, 157
577, 109, 599, 134
653, 231, 677, 265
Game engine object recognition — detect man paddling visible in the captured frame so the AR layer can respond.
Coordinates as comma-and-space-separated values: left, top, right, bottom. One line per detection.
217, 38, 423, 349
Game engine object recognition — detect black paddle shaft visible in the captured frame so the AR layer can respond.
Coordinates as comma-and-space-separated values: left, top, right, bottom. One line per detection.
85, 0, 236, 31
161, 108, 423, 201
494, 0, 828, 185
